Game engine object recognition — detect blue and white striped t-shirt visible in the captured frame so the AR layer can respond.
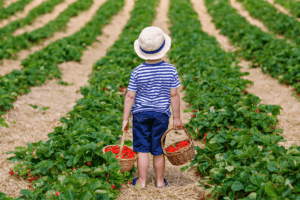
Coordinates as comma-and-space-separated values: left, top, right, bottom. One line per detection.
127, 60, 180, 118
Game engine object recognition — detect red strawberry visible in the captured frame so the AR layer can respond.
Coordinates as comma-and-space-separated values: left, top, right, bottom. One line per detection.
128, 181, 131, 184
9, 172, 14, 175
192, 110, 195, 112
73, 167, 76, 170
27, 178, 31, 181
192, 115, 196, 118
28, 185, 31, 188
218, 128, 220, 131
245, 91, 248, 94
28, 174, 31, 177
32, 178, 36, 180
182, 87, 185, 89
55, 192, 59, 196
111, 185, 115, 189
87, 162, 91, 166
107, 174, 110, 177
55, 63, 58, 65
204, 133, 207, 136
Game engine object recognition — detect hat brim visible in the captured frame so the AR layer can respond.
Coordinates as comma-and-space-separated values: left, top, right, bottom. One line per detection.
134, 33, 171, 60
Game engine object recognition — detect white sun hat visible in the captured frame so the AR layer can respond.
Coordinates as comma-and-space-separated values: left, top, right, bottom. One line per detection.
134, 26, 171, 60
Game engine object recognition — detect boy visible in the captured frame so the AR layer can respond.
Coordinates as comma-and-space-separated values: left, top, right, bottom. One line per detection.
122, 26, 183, 189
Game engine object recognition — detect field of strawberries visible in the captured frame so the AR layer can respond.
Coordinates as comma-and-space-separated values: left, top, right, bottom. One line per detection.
1, 0, 300, 199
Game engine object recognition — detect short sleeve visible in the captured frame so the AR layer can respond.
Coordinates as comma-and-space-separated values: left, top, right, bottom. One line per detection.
170, 70, 180, 89
127, 72, 137, 91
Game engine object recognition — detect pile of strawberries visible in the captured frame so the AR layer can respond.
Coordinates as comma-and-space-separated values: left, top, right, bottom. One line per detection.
165, 140, 189, 153
119, 87, 125, 92
105, 145, 137, 159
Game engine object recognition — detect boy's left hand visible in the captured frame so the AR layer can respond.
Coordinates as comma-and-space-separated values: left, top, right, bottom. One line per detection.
122, 120, 129, 133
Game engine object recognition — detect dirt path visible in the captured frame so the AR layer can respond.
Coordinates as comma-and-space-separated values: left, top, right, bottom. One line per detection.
266, 0, 300, 22
0, 0, 107, 76
192, 0, 300, 149
13, 0, 77, 36
116, 0, 203, 199
0, 0, 47, 28
0, 0, 134, 197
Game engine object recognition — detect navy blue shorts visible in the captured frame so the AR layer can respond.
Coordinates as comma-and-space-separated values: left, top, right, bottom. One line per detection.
132, 111, 169, 156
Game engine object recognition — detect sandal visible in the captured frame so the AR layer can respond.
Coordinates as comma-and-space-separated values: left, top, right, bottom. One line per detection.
132, 177, 146, 189
154, 178, 168, 188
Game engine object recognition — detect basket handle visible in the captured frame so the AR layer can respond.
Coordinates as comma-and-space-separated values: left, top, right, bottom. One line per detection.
118, 119, 129, 159
161, 126, 194, 149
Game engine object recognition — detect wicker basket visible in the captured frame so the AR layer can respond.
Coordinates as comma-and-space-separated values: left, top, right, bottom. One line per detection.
161, 127, 196, 166
102, 126, 138, 174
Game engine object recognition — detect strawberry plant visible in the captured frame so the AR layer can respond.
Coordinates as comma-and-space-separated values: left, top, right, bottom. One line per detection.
0, 0, 64, 40
0, 0, 93, 60
237, 0, 300, 44
0, 0, 33, 21
274, 0, 300, 18
5, 0, 159, 199
169, 0, 300, 199
0, 0, 124, 127
205, 0, 300, 95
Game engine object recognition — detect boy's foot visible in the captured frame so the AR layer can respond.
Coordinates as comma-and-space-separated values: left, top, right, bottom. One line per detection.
156, 179, 164, 188
136, 178, 146, 189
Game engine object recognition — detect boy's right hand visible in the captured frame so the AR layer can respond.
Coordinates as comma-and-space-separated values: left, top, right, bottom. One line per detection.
173, 118, 184, 130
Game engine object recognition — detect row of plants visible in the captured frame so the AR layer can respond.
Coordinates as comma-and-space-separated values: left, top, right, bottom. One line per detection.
274, 0, 300, 18
0, 0, 92, 61
0, 0, 159, 199
0, 0, 99, 128
0, 0, 33, 21
169, 0, 300, 199
204, 0, 300, 95
237, 0, 300, 44
0, 0, 65, 40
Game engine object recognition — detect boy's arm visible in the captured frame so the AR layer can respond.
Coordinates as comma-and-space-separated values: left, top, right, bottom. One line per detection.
123, 90, 136, 121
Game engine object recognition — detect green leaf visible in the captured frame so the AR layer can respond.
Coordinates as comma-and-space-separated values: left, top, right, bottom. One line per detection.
231, 181, 244, 191
264, 182, 279, 198
61, 189, 76, 200
247, 192, 257, 200
87, 180, 102, 191
245, 184, 259, 192
28, 104, 38, 109
225, 166, 234, 172
124, 140, 133, 147
267, 161, 279, 172
286, 148, 299, 155
78, 191, 93, 200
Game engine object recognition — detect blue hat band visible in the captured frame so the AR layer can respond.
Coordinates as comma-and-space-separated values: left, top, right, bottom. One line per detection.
140, 40, 165, 54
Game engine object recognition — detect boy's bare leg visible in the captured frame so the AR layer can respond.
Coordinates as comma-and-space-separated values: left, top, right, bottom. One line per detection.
154, 154, 165, 187
136, 152, 149, 188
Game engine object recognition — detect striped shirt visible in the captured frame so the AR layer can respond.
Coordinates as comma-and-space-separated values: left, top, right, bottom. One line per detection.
127, 61, 180, 118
